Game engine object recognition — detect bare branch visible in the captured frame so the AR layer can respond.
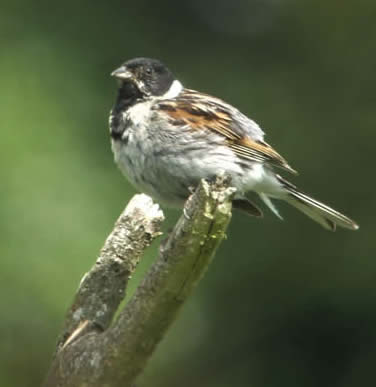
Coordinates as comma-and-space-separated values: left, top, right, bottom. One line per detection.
44, 177, 234, 387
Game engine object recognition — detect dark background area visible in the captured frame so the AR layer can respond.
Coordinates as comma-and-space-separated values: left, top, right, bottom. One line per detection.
1, 0, 375, 386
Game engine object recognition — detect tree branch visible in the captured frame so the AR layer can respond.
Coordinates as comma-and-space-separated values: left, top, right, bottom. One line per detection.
43, 176, 235, 387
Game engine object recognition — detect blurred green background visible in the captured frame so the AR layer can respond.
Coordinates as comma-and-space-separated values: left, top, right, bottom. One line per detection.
1, 0, 375, 386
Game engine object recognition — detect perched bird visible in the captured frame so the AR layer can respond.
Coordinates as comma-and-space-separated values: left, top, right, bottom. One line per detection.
109, 57, 358, 231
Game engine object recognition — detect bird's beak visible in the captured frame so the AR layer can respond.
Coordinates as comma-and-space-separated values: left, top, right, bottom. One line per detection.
111, 66, 133, 80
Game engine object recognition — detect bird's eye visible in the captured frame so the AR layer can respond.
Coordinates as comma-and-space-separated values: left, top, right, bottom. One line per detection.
145, 67, 152, 75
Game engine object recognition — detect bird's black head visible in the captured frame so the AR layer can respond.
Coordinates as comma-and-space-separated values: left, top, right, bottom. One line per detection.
111, 57, 175, 102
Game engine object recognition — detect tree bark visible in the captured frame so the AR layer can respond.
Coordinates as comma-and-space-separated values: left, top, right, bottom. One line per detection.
43, 176, 235, 387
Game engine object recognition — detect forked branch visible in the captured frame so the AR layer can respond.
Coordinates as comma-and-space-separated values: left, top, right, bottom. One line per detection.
44, 176, 235, 387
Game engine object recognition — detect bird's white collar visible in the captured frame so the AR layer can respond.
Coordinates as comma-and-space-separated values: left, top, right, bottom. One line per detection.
162, 80, 183, 99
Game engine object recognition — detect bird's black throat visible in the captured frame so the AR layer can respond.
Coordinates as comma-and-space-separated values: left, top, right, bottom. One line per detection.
117, 80, 143, 109
110, 81, 143, 141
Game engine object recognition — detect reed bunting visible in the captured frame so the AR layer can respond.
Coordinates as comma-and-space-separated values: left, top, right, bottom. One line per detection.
109, 57, 358, 231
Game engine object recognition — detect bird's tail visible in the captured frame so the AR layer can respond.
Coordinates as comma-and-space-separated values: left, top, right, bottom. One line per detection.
262, 176, 359, 231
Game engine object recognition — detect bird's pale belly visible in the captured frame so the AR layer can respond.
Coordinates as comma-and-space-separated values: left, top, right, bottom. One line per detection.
111, 133, 250, 207
112, 138, 193, 207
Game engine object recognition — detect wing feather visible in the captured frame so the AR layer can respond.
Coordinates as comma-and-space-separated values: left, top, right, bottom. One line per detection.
156, 89, 297, 174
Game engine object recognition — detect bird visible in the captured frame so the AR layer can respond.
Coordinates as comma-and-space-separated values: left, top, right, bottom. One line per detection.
109, 57, 358, 231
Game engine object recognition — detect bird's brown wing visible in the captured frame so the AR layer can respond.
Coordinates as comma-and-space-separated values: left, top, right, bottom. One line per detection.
229, 138, 297, 174
156, 89, 297, 175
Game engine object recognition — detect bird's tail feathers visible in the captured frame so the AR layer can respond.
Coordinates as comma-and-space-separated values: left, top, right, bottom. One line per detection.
276, 176, 358, 231
259, 193, 283, 220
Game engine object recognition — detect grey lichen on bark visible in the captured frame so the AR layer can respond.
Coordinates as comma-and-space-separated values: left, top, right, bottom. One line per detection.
43, 176, 235, 387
